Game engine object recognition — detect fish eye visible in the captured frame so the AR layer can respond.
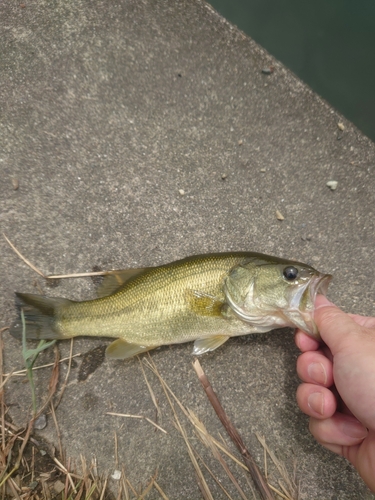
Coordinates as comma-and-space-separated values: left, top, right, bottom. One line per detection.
283, 266, 299, 281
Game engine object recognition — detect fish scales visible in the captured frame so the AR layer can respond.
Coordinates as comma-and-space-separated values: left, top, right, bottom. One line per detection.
58, 254, 247, 343
10, 252, 332, 359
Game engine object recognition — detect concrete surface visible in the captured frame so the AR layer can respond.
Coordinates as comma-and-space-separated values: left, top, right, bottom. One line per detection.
1, 0, 375, 498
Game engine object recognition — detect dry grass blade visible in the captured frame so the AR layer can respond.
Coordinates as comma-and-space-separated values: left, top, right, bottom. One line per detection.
189, 409, 252, 500
143, 359, 214, 500
50, 402, 64, 462
138, 357, 161, 422
153, 480, 169, 500
193, 358, 274, 500
53, 457, 77, 493
144, 357, 251, 475
3, 234, 47, 278
106, 412, 167, 434
3, 352, 81, 378
54, 338, 74, 409
256, 434, 299, 500
0, 332, 114, 499
194, 448, 236, 500
137, 469, 159, 499
48, 271, 109, 279
4, 233, 112, 280
116, 467, 130, 500
34, 345, 60, 419
114, 431, 119, 469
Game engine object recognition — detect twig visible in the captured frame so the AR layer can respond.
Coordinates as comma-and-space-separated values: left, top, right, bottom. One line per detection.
144, 358, 252, 473
191, 410, 249, 500
192, 358, 274, 500
48, 271, 109, 279
4, 233, 111, 279
114, 431, 119, 469
3, 234, 46, 277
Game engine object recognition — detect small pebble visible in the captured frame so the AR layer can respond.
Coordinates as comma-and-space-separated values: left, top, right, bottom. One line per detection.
34, 414, 47, 430
221, 173, 227, 180
262, 66, 274, 75
238, 139, 243, 146
337, 122, 345, 131
326, 180, 338, 191
276, 210, 284, 221
12, 178, 19, 190
53, 480, 65, 494
260, 168, 266, 173
111, 470, 122, 480
178, 189, 185, 196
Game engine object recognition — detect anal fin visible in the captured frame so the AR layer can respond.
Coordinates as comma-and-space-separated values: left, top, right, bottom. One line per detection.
105, 339, 158, 360
192, 335, 230, 356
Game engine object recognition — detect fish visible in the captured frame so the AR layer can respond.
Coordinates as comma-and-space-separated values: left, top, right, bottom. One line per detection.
10, 252, 332, 360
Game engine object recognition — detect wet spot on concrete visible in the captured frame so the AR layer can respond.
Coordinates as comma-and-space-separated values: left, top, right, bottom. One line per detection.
81, 392, 99, 411
77, 345, 106, 382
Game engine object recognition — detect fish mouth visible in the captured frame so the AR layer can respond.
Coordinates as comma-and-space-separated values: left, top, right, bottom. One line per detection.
299, 272, 333, 338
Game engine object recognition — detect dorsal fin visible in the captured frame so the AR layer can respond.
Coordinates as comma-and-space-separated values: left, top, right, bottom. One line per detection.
96, 268, 150, 297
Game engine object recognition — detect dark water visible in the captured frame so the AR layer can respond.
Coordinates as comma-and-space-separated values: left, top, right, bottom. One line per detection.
210, 0, 375, 142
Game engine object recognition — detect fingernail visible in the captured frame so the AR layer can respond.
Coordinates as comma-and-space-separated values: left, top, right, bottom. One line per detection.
307, 362, 327, 385
307, 392, 324, 415
342, 420, 368, 439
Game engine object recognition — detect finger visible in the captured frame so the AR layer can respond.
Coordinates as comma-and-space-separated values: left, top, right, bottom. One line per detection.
309, 413, 368, 448
296, 351, 333, 386
348, 313, 375, 329
294, 330, 321, 352
311, 426, 375, 493
314, 295, 365, 355
296, 384, 337, 419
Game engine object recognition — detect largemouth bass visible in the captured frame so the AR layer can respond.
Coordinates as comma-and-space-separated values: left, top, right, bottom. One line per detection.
10, 252, 332, 359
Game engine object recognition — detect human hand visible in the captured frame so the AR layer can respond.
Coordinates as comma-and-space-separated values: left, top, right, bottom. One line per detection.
295, 295, 375, 492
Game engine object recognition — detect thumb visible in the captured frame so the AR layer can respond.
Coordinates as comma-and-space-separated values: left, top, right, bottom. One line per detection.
314, 295, 363, 355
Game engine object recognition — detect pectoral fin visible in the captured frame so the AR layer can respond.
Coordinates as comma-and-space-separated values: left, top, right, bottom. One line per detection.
106, 339, 158, 360
97, 268, 150, 297
192, 335, 230, 355
186, 290, 224, 317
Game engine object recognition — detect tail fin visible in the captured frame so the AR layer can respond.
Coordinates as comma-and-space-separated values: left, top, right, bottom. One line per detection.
10, 292, 72, 340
